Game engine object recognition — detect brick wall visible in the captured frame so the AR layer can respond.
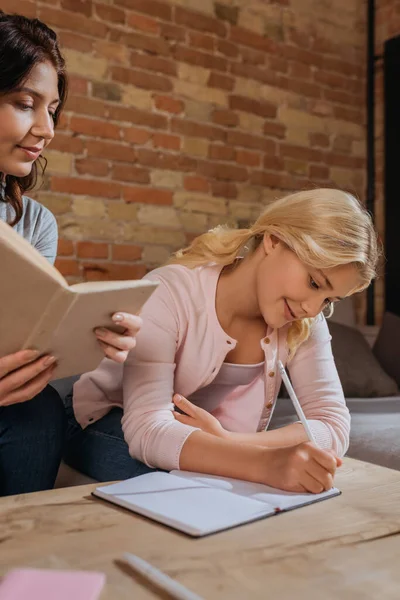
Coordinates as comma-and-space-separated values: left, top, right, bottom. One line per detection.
7, 0, 366, 299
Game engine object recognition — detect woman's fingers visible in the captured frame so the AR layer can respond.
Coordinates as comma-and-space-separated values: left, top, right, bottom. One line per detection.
173, 394, 198, 416
173, 412, 195, 426
95, 328, 136, 352
0, 349, 40, 379
0, 364, 56, 406
96, 340, 128, 364
0, 354, 56, 399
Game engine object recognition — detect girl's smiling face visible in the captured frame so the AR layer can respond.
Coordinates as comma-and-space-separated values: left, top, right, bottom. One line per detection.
255, 235, 362, 329
0, 60, 59, 178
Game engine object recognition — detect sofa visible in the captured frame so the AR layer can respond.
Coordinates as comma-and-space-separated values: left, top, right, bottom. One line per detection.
52, 301, 400, 487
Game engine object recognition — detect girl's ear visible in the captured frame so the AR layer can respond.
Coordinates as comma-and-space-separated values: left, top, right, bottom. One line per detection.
262, 233, 280, 255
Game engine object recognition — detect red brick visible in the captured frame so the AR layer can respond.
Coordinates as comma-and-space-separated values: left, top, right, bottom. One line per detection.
130, 52, 176, 76
286, 78, 321, 99
269, 56, 288, 73
184, 176, 209, 192
115, 0, 172, 21
123, 187, 173, 205
211, 109, 238, 127
281, 45, 324, 69
160, 23, 186, 42
209, 144, 235, 161
40, 7, 108, 38
236, 150, 261, 167
77, 242, 109, 259
137, 149, 197, 171
189, 32, 214, 52
250, 171, 281, 188
229, 95, 277, 119
1, 0, 36, 17
289, 61, 311, 79
61, 0, 92, 17
57, 239, 74, 256
333, 105, 363, 122
55, 258, 80, 277
314, 70, 348, 89
66, 96, 108, 118
324, 88, 355, 105
217, 39, 239, 58
112, 244, 143, 261
58, 31, 93, 53
263, 121, 286, 139
323, 56, 362, 78
171, 118, 225, 142
85, 140, 137, 163
174, 46, 227, 72
153, 133, 181, 151
50, 133, 84, 155
70, 116, 121, 140
279, 143, 322, 163
75, 158, 109, 177
154, 95, 184, 114
112, 164, 150, 184
230, 62, 279, 87
263, 155, 285, 171
68, 76, 89, 95
211, 181, 237, 198
83, 262, 147, 281
175, 7, 226, 37
112, 107, 167, 130
123, 127, 152, 145
230, 26, 276, 53
95, 3, 125, 23
309, 164, 330, 180
111, 66, 172, 92
227, 131, 276, 153
241, 47, 266, 65
109, 30, 169, 56
309, 133, 330, 148
197, 160, 248, 182
51, 177, 122, 199
127, 12, 160, 33
208, 72, 234, 91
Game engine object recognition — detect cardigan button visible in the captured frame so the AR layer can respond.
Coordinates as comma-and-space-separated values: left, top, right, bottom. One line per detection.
268, 371, 275, 377
264, 337, 270, 344
227, 340, 232, 345
266, 400, 274, 409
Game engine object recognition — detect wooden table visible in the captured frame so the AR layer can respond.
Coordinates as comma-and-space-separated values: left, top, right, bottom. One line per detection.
1, 458, 400, 599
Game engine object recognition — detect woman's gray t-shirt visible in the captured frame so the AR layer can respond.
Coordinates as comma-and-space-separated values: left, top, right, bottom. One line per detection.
0, 196, 58, 265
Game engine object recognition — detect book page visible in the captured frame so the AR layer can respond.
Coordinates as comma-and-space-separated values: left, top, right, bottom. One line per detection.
172, 471, 340, 511
95, 472, 273, 536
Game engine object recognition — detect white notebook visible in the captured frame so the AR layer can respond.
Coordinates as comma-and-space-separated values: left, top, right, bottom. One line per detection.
93, 471, 341, 537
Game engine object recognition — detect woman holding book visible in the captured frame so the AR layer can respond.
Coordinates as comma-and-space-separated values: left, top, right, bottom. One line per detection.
0, 12, 141, 496
67, 189, 379, 494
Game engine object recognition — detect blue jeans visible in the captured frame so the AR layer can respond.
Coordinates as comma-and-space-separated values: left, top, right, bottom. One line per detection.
0, 385, 66, 496
64, 394, 155, 481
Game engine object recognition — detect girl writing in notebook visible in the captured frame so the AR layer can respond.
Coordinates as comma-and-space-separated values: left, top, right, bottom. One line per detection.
0, 12, 141, 496
68, 189, 379, 493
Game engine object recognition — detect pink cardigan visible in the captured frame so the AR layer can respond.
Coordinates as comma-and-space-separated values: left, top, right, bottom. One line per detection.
73, 263, 350, 470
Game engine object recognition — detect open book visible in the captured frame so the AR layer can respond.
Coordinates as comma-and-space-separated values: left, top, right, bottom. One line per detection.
0, 219, 158, 378
94, 471, 341, 537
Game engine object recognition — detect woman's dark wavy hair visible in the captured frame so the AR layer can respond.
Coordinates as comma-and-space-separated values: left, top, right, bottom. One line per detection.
0, 11, 68, 225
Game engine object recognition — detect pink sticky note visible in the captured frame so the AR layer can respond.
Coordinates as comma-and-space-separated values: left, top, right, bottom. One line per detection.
0, 568, 105, 600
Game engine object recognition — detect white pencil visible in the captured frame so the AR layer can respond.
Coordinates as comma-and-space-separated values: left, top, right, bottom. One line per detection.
277, 360, 318, 445
121, 552, 204, 600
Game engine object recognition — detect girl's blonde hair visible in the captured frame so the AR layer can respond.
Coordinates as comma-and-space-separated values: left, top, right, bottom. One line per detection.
168, 189, 380, 355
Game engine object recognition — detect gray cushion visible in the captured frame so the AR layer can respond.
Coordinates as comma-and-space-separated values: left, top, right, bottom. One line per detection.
327, 321, 398, 397
373, 312, 400, 388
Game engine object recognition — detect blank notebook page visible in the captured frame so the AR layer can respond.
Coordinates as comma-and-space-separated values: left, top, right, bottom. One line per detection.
94, 472, 340, 537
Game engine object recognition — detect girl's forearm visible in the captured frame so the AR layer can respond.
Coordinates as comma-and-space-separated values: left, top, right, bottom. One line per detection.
179, 430, 270, 483
221, 423, 309, 448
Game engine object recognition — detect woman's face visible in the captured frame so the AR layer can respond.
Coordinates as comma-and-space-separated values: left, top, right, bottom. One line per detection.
0, 60, 59, 178
255, 235, 362, 329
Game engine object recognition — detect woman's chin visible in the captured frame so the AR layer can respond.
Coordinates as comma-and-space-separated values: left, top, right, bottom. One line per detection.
3, 162, 33, 178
